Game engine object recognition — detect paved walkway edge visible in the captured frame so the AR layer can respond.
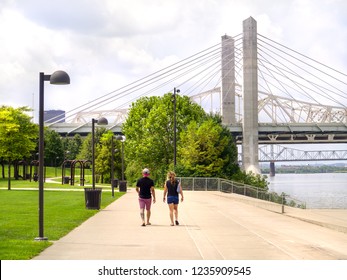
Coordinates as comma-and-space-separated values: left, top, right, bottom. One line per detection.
215, 192, 347, 234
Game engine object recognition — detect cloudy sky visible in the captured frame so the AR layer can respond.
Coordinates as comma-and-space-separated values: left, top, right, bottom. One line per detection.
1, 0, 346, 121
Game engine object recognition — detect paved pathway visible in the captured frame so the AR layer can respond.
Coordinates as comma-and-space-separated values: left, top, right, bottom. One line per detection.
33, 188, 347, 260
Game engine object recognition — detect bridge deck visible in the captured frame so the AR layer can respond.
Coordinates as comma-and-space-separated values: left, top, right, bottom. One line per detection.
50, 122, 347, 143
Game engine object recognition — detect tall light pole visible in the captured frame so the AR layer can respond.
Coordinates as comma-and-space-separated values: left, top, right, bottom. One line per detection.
84, 117, 108, 210
35, 71, 70, 241
110, 135, 118, 197
115, 135, 126, 192
116, 135, 126, 181
111, 135, 114, 192
173, 88, 180, 168
91, 118, 108, 189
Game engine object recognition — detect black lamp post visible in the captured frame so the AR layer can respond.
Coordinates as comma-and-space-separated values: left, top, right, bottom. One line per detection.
111, 136, 114, 190
91, 117, 108, 189
173, 88, 180, 168
115, 135, 127, 192
110, 136, 118, 197
116, 135, 125, 180
35, 71, 70, 241
84, 117, 108, 210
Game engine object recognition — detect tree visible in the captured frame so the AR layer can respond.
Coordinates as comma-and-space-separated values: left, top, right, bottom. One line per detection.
211, 115, 239, 178
122, 92, 264, 188
0, 106, 38, 189
67, 134, 82, 160
61, 134, 83, 161
122, 93, 207, 185
95, 131, 122, 183
231, 170, 269, 190
44, 128, 64, 166
76, 133, 92, 161
178, 118, 238, 177
76, 128, 107, 161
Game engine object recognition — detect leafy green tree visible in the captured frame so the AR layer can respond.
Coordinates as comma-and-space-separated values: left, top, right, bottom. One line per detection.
122, 92, 266, 189
231, 170, 269, 190
44, 129, 64, 166
61, 134, 83, 161
76, 128, 107, 161
95, 131, 122, 183
122, 93, 207, 185
0, 106, 38, 189
211, 115, 239, 178
76, 133, 92, 161
95, 132, 111, 183
178, 118, 236, 177
68, 134, 82, 160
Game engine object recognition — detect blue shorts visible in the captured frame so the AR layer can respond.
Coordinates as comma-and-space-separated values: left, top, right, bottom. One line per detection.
167, 196, 179, 204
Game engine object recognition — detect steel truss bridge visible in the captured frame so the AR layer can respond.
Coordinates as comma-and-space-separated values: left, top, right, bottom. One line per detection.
253, 145, 347, 162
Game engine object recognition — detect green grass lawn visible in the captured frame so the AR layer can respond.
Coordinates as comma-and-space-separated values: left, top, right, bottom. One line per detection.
0, 176, 124, 260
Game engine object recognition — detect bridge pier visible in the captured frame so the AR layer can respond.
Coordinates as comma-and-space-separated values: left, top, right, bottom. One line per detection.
221, 34, 235, 125
242, 17, 260, 174
269, 161, 275, 177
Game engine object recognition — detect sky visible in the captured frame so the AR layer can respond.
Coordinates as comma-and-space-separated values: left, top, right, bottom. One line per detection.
1, 0, 347, 121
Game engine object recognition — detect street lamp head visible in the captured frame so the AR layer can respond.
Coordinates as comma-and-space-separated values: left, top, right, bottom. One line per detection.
97, 117, 108, 126
116, 135, 126, 142
50, 70, 70, 85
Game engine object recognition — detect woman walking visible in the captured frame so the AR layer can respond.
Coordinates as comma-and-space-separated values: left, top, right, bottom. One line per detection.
163, 171, 184, 226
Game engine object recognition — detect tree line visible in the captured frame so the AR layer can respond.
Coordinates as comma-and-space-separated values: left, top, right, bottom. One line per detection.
0, 93, 268, 189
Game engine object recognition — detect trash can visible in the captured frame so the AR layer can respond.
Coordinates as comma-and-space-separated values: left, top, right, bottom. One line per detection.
84, 188, 102, 210
119, 181, 127, 192
63, 176, 70, 184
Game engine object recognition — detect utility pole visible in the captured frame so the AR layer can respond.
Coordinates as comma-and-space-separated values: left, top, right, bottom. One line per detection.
173, 87, 180, 168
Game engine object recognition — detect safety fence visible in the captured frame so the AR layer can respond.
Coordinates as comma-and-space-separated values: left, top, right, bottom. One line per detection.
177, 177, 307, 209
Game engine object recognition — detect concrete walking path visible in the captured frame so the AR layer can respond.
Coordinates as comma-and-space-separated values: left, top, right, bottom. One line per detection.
33, 188, 347, 260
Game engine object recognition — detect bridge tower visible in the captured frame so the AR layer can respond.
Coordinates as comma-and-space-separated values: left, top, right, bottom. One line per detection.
221, 34, 235, 125
242, 17, 260, 174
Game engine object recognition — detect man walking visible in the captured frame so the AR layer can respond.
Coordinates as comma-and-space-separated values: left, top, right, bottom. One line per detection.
136, 168, 156, 226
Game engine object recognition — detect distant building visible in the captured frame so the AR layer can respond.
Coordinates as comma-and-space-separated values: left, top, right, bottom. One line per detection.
44, 110, 65, 123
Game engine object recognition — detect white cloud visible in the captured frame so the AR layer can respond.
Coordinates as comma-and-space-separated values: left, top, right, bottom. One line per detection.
0, 0, 346, 120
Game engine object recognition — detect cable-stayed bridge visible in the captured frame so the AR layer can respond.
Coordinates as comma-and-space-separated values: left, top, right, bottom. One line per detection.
49, 17, 347, 173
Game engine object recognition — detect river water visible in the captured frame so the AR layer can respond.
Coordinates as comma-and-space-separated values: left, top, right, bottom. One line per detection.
267, 173, 347, 209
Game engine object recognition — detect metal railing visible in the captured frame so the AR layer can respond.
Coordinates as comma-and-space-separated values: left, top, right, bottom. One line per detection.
177, 177, 306, 209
